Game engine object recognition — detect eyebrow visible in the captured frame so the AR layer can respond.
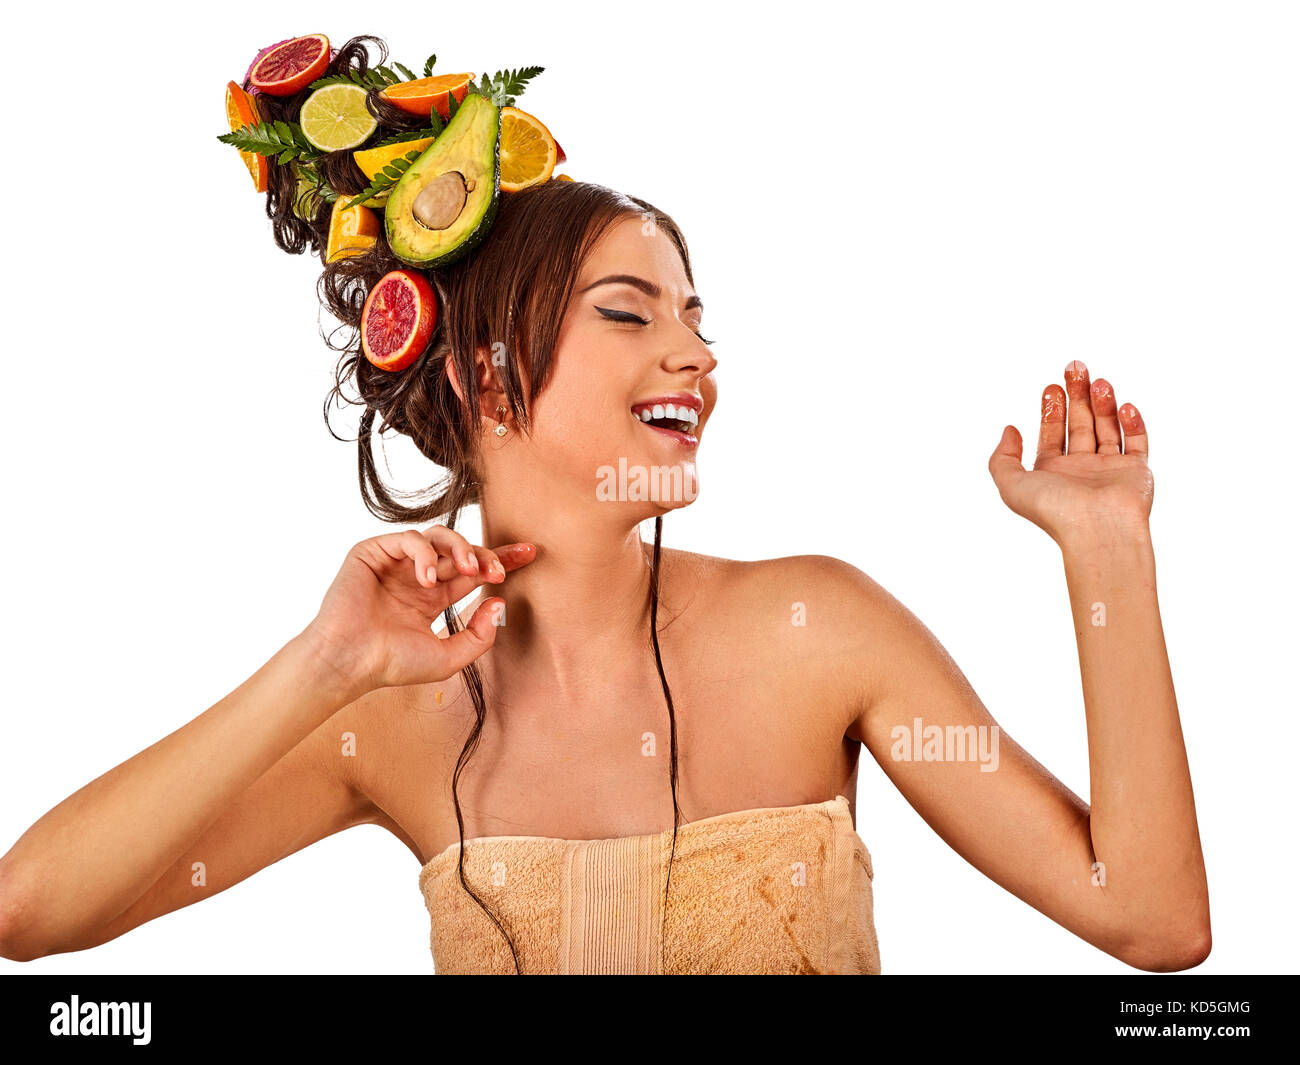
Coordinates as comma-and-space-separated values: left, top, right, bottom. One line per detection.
578, 273, 703, 311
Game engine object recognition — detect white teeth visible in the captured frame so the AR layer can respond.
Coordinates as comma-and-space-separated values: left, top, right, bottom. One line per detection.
632, 402, 699, 427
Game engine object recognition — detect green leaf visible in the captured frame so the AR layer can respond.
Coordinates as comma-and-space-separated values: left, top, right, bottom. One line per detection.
217, 119, 322, 163
446, 90, 460, 120
465, 66, 545, 108
423, 54, 437, 77
342, 148, 424, 209
496, 65, 544, 105
427, 105, 444, 136
394, 62, 416, 81
307, 67, 397, 93
374, 125, 439, 147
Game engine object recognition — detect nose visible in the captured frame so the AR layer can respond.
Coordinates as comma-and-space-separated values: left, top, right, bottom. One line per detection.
665, 326, 717, 377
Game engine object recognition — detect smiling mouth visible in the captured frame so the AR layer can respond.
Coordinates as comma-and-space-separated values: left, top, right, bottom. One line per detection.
630, 401, 700, 435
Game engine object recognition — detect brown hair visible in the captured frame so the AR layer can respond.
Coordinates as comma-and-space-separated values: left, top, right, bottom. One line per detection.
246, 35, 690, 972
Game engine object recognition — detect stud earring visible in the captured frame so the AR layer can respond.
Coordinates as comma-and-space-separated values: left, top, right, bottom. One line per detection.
494, 405, 508, 437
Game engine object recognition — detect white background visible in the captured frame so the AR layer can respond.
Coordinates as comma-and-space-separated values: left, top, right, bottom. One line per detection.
1, 0, 1295, 975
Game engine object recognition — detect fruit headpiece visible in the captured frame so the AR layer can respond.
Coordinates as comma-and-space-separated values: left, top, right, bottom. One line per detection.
219, 34, 568, 373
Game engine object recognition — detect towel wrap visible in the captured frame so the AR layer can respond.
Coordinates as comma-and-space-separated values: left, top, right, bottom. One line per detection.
417, 794, 881, 974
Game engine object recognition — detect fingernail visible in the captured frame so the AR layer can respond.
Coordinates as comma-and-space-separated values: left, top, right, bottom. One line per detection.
467, 554, 479, 572
1065, 359, 1088, 378
425, 566, 437, 584
490, 559, 505, 579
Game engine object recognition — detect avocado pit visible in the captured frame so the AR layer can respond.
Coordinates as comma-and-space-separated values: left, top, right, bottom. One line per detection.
412, 171, 468, 231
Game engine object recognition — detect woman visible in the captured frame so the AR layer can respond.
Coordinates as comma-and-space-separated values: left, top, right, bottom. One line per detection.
0, 38, 1209, 976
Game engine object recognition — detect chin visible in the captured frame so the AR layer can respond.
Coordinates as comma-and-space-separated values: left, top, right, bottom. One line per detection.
594, 450, 701, 512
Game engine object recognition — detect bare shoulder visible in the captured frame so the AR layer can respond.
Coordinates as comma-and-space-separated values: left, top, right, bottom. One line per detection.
664, 548, 909, 739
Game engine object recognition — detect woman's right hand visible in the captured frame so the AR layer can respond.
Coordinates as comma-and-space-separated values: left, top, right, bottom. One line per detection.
305, 524, 536, 694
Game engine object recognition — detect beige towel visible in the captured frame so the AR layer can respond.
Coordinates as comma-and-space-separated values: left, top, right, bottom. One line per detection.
418, 794, 881, 974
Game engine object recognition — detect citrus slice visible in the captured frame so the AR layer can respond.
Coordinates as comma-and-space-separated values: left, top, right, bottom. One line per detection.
500, 107, 558, 191
552, 173, 574, 182
248, 34, 331, 96
326, 197, 380, 262
243, 38, 289, 97
361, 270, 438, 372
499, 107, 557, 192
380, 74, 475, 119
225, 80, 268, 192
351, 136, 435, 207
301, 83, 378, 152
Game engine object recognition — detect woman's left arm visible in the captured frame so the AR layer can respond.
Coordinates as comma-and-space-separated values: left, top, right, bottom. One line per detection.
828, 360, 1209, 971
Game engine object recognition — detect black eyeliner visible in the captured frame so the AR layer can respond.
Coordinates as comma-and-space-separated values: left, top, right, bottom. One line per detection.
594, 306, 648, 324
595, 304, 714, 345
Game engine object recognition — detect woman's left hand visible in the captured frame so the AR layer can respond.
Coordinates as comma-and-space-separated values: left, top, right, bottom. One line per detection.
988, 360, 1154, 546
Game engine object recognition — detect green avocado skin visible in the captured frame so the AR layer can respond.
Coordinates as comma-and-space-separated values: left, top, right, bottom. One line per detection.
384, 94, 502, 269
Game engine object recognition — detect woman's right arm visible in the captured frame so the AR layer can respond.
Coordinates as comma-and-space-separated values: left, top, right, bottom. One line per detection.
0, 525, 535, 962
0, 628, 374, 961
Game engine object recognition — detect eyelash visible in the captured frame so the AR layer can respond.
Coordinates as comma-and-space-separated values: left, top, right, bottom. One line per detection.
595, 305, 715, 346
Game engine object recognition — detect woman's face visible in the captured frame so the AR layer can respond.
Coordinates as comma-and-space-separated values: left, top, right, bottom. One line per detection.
523, 213, 718, 514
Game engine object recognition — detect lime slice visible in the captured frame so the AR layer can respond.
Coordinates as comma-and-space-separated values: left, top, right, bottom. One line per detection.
300, 83, 378, 152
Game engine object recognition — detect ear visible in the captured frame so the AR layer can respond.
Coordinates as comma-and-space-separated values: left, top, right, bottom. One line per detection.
446, 347, 510, 425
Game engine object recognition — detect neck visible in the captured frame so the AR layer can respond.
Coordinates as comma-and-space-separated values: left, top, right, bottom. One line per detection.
477, 488, 660, 696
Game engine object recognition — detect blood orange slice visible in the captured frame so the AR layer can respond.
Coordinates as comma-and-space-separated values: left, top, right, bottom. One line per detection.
242, 38, 289, 96
249, 34, 331, 96
361, 270, 438, 372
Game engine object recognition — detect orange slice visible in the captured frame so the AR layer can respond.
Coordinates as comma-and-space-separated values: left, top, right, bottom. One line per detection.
326, 197, 380, 262
351, 136, 436, 207
225, 80, 267, 193
380, 74, 476, 119
499, 107, 557, 192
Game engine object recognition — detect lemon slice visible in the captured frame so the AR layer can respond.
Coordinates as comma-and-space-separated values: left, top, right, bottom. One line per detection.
499, 107, 557, 191
300, 83, 378, 152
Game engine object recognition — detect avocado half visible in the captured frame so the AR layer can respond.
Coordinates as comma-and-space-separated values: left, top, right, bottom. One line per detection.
384, 93, 501, 269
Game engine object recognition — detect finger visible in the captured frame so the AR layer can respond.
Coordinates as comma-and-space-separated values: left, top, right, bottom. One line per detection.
468, 542, 537, 584
422, 525, 482, 578
1091, 378, 1123, 455
1064, 360, 1097, 454
431, 542, 537, 602
1119, 402, 1149, 460
988, 424, 1027, 496
1036, 385, 1067, 466
493, 542, 537, 573
430, 596, 504, 676
371, 526, 476, 589
370, 528, 445, 589
467, 544, 507, 584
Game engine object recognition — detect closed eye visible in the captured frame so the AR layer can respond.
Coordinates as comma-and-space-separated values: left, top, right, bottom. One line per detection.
595, 305, 715, 346
595, 306, 648, 325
